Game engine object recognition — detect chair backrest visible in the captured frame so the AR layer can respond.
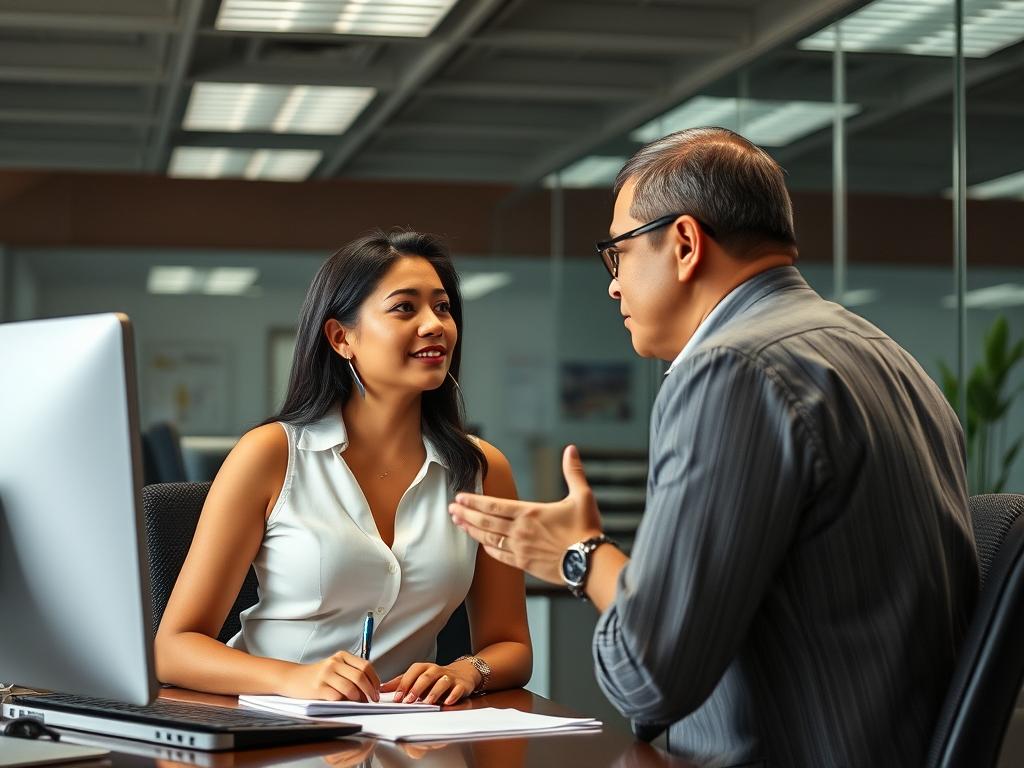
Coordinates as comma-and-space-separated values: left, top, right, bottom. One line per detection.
141, 481, 473, 657
142, 422, 189, 484
927, 493, 1024, 768
142, 482, 259, 643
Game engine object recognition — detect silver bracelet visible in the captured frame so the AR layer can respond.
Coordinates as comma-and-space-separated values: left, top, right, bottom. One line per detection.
453, 654, 492, 693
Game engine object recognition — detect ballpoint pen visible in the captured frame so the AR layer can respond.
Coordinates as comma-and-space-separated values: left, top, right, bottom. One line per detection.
360, 611, 374, 660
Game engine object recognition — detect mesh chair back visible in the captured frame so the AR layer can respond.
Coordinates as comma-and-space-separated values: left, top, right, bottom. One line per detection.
142, 482, 259, 643
927, 494, 1024, 768
970, 494, 1024, 589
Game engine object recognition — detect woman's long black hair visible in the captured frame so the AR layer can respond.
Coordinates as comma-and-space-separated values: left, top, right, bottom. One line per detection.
265, 229, 486, 493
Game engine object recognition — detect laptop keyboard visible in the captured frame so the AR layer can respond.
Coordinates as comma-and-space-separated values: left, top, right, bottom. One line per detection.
15, 692, 311, 730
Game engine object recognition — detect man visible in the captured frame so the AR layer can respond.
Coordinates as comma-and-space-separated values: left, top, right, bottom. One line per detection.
449, 127, 978, 767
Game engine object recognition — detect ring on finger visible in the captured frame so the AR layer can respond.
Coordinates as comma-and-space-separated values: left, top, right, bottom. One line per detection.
497, 535, 506, 550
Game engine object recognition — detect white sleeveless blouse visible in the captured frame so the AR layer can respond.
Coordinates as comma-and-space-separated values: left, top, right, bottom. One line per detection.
226, 409, 479, 682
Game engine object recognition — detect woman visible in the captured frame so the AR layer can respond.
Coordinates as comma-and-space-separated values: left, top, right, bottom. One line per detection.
155, 230, 532, 705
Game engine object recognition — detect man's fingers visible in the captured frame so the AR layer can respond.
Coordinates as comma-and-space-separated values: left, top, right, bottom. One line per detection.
562, 444, 591, 496
451, 492, 521, 519
448, 504, 513, 536
483, 544, 517, 568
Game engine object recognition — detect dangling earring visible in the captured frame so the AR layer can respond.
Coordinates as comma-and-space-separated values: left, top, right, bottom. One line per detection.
347, 358, 366, 399
447, 371, 463, 399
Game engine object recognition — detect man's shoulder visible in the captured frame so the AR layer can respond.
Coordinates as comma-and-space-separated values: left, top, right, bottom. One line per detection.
696, 286, 889, 365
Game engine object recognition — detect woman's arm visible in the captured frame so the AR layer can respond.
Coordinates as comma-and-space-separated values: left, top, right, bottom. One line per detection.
153, 424, 379, 701
383, 440, 533, 704
458, 439, 533, 692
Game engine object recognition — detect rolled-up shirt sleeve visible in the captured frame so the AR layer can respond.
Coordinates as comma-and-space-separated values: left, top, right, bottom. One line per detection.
593, 346, 826, 724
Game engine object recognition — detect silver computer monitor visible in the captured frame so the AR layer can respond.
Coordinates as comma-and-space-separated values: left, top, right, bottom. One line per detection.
0, 313, 157, 705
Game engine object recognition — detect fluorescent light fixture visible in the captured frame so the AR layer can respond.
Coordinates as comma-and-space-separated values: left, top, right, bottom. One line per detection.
833, 288, 881, 307
147, 266, 196, 294
632, 96, 859, 146
967, 169, 1024, 199
799, 0, 1024, 57
169, 147, 322, 181
204, 268, 260, 295
460, 273, 512, 300
215, 0, 460, 37
544, 156, 627, 189
184, 83, 376, 135
942, 284, 1024, 309
147, 267, 261, 296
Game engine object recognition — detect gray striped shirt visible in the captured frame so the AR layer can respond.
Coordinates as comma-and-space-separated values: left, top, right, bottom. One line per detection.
594, 266, 978, 767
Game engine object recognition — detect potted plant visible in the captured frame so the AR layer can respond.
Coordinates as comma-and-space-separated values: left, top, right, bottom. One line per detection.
939, 315, 1024, 494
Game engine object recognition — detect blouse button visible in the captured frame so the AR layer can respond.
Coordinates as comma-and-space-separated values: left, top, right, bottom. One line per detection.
376, 607, 385, 616
388, 563, 398, 574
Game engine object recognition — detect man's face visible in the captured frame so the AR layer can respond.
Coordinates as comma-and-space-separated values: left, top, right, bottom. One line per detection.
607, 178, 686, 360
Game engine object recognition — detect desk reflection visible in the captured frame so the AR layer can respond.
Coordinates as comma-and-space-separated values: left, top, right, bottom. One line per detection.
148, 735, 527, 768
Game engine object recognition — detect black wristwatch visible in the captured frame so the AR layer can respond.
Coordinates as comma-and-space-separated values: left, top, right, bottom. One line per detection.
561, 534, 618, 600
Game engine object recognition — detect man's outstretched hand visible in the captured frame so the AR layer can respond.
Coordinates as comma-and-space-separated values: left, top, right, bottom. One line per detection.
449, 445, 602, 584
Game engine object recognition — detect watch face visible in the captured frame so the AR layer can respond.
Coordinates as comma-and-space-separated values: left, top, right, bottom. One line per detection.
561, 549, 587, 585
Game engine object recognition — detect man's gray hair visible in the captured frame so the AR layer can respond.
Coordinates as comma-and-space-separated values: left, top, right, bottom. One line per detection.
614, 127, 797, 252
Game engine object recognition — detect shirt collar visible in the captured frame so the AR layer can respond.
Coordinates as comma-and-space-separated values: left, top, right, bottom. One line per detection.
664, 265, 808, 376
295, 406, 448, 469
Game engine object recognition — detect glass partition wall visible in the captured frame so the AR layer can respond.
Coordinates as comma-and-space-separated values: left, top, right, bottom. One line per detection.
534, 0, 1022, 497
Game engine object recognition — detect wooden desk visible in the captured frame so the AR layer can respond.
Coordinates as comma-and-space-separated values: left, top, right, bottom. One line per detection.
53, 688, 694, 767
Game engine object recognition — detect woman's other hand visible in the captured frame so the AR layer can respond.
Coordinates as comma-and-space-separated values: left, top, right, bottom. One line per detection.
278, 651, 380, 702
380, 661, 480, 706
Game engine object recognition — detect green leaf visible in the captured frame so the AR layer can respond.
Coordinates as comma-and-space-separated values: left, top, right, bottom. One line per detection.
937, 360, 959, 409
984, 316, 1009, 374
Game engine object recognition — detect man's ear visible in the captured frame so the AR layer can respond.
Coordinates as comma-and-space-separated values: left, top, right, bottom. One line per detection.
323, 318, 353, 359
673, 215, 704, 283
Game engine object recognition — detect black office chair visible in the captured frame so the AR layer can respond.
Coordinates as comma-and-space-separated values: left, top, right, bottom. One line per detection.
141, 481, 473, 656
142, 481, 257, 643
927, 493, 1024, 768
142, 422, 189, 485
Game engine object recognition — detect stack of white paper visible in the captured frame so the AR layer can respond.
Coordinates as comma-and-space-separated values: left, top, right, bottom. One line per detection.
238, 693, 601, 742
332, 708, 601, 742
238, 691, 438, 716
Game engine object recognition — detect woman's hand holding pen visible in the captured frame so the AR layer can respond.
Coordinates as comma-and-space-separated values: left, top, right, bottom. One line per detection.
276, 651, 380, 702
380, 661, 479, 706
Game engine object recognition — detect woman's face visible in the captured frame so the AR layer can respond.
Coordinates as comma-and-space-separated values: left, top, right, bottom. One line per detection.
338, 256, 457, 396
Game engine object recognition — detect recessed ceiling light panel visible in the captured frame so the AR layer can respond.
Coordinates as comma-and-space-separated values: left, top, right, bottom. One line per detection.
169, 147, 322, 181
184, 83, 376, 135
799, 0, 1024, 57
544, 156, 627, 189
215, 0, 460, 38
967, 169, 1024, 199
631, 96, 859, 147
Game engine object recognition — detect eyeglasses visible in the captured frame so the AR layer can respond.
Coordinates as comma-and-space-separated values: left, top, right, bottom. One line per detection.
595, 213, 715, 279
3, 716, 62, 741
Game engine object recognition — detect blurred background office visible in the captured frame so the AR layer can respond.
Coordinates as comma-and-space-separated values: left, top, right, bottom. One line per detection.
0, 0, 1022, 748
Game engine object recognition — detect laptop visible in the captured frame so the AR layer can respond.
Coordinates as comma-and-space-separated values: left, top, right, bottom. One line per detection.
0, 314, 359, 751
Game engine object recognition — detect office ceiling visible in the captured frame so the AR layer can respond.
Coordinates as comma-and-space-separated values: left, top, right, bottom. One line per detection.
0, 0, 1023, 195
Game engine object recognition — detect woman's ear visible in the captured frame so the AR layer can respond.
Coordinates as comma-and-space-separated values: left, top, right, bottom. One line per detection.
674, 216, 703, 284
323, 319, 353, 359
